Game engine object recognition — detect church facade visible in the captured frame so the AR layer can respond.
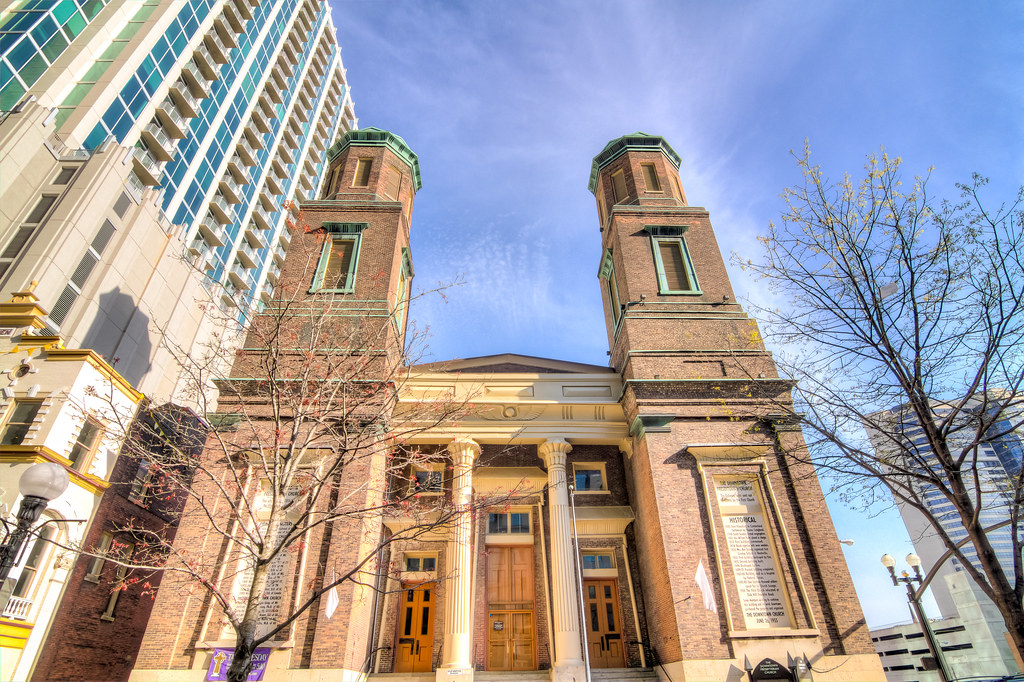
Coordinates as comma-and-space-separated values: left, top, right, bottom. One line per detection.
129, 129, 885, 682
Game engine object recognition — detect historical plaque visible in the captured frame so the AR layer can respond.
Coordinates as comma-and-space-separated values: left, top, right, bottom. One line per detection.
750, 657, 794, 681
715, 478, 791, 629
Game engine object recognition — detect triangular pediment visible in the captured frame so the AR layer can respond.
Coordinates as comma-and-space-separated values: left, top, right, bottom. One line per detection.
412, 353, 615, 375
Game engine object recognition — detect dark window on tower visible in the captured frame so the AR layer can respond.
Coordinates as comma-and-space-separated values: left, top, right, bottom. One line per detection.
651, 237, 700, 294
1, 399, 43, 445
312, 235, 359, 292
384, 164, 402, 200
641, 164, 661, 191
353, 158, 372, 187
611, 170, 627, 204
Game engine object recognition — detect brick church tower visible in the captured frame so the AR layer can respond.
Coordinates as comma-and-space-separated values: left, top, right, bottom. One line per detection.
589, 133, 882, 678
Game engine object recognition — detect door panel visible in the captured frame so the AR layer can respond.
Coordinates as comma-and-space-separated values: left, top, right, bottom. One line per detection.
584, 580, 624, 668
487, 610, 535, 670
395, 583, 434, 672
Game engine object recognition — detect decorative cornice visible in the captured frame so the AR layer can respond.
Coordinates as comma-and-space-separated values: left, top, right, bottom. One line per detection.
325, 127, 423, 190
0, 445, 111, 494
589, 132, 681, 193
537, 438, 572, 468
44, 349, 144, 403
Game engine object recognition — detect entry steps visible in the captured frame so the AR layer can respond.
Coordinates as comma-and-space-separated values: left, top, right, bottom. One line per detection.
369, 670, 658, 682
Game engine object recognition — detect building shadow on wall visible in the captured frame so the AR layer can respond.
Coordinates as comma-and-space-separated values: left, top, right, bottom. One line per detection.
80, 287, 153, 388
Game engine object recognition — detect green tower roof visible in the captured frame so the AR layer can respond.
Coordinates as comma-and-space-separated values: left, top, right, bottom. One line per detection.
326, 127, 423, 191
588, 132, 681, 193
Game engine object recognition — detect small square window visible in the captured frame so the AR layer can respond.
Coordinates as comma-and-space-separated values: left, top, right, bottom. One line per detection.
573, 463, 606, 492
582, 552, 615, 570
404, 554, 436, 572
488, 511, 530, 534
413, 468, 442, 494
85, 531, 113, 582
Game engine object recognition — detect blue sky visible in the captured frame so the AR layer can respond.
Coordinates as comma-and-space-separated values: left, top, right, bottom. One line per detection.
328, 1, 1024, 628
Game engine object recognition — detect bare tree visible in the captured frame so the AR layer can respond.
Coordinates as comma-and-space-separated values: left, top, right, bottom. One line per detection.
83, 216, 511, 682
739, 145, 1024, 654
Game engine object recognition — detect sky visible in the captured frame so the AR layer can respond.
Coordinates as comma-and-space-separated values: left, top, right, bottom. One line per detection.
326, 1, 1024, 629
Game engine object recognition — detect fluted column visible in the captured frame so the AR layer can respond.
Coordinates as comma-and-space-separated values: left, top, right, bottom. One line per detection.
438, 437, 480, 682
538, 439, 585, 681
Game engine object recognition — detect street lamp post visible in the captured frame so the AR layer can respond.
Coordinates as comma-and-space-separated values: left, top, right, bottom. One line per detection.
880, 553, 953, 682
0, 462, 70, 583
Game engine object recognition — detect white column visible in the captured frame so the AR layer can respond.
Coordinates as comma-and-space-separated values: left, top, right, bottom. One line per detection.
438, 437, 480, 682
538, 439, 586, 682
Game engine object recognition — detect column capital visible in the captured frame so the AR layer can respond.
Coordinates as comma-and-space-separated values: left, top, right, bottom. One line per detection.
447, 437, 481, 466
538, 438, 572, 468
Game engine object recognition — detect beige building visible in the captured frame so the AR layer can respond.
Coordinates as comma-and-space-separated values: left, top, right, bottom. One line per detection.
0, 0, 357, 401
0, 286, 142, 681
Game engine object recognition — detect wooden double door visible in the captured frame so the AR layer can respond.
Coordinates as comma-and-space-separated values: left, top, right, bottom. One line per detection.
584, 579, 625, 668
486, 545, 536, 670
394, 582, 434, 672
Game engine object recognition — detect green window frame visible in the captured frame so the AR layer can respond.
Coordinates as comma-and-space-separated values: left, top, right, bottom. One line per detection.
311, 223, 366, 293
598, 249, 623, 327
393, 247, 413, 331
646, 226, 700, 295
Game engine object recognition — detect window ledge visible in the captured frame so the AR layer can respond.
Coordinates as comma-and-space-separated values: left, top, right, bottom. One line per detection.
100, 613, 115, 622
83, 574, 100, 584
485, 533, 533, 545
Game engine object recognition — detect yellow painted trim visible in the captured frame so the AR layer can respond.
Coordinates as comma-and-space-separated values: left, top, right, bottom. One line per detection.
0, 303, 50, 329
0, 445, 110, 494
16, 335, 63, 350
43, 349, 144, 402
0, 619, 33, 649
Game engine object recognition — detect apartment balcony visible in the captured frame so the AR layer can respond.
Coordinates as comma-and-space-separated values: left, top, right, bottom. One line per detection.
244, 222, 269, 249
188, 234, 207, 256
219, 176, 243, 205
208, 193, 234, 224
248, 110, 270, 135
270, 68, 287, 91
228, 260, 255, 289
244, 128, 265, 150
251, 203, 275, 231
226, 155, 252, 184
221, 281, 239, 306
213, 18, 239, 48
235, 240, 260, 269
270, 158, 288, 180
155, 97, 189, 138
278, 146, 296, 167
281, 39, 298, 64
169, 79, 201, 117
266, 260, 281, 284
203, 33, 229, 64
222, 3, 246, 32
277, 59, 294, 79
141, 121, 177, 161
264, 80, 283, 104
298, 173, 314, 193
294, 106, 309, 123
237, 139, 258, 166
180, 61, 212, 97
272, 241, 287, 265
131, 143, 165, 185
2, 595, 31, 620
193, 45, 221, 80
260, 279, 276, 302
264, 175, 283, 197
281, 126, 298, 150
232, 0, 253, 20
257, 93, 275, 118
278, 228, 292, 249
197, 215, 227, 247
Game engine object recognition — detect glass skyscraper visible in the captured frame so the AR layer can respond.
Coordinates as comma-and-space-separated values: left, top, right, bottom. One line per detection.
0, 0, 357, 397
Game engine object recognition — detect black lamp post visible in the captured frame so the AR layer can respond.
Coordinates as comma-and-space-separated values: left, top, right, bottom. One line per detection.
880, 552, 953, 682
1, 462, 70, 583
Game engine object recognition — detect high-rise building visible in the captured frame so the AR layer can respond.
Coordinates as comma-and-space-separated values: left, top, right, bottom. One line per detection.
0, 0, 357, 399
128, 131, 885, 682
866, 393, 1023, 618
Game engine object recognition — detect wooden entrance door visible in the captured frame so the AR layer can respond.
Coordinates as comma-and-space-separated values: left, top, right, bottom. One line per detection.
487, 610, 535, 670
486, 546, 536, 670
395, 583, 434, 672
584, 579, 624, 668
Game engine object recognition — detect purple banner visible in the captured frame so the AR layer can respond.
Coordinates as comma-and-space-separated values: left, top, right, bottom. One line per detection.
206, 648, 271, 681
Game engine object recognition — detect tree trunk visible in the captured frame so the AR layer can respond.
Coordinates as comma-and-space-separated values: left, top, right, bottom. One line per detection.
226, 638, 255, 682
